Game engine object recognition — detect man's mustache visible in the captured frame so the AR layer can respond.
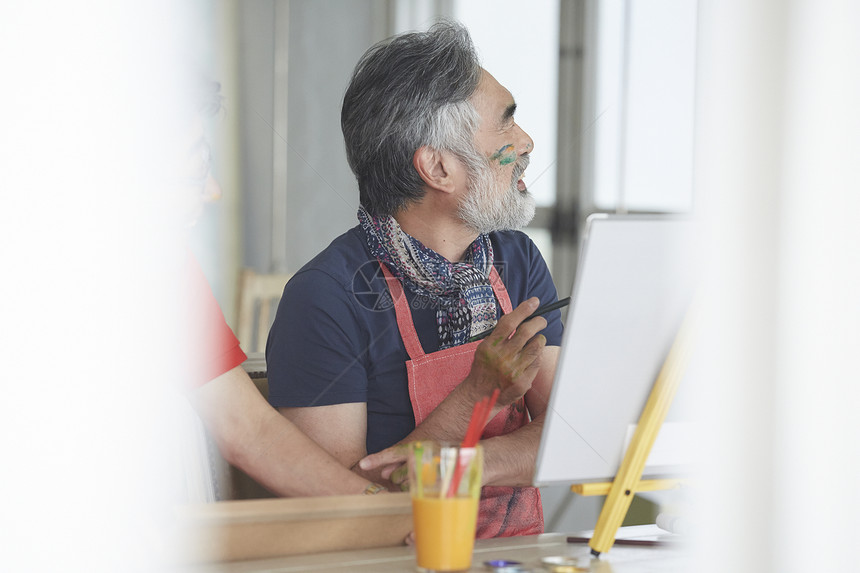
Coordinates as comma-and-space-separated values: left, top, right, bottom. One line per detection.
512, 155, 529, 181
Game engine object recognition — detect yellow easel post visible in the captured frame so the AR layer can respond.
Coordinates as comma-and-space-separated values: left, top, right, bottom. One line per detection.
574, 300, 700, 556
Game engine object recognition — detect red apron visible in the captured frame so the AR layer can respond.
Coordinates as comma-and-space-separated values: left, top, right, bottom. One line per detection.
379, 263, 543, 538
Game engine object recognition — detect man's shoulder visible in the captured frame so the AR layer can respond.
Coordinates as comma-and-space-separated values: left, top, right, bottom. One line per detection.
490, 229, 532, 246
489, 229, 539, 261
275, 225, 383, 341
294, 225, 374, 285
488, 230, 552, 296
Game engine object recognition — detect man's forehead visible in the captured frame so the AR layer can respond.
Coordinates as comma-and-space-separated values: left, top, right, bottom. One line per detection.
471, 69, 516, 123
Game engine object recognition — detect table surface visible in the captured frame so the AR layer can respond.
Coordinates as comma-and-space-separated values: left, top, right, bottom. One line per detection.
187, 525, 691, 573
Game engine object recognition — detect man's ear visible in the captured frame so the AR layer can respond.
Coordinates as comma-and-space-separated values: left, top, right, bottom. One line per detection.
412, 146, 457, 194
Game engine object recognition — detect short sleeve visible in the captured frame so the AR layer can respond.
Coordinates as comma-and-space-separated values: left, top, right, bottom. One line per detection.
184, 255, 247, 387
525, 237, 564, 347
266, 269, 369, 408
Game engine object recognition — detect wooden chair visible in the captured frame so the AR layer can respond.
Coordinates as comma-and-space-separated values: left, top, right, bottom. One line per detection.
235, 269, 293, 354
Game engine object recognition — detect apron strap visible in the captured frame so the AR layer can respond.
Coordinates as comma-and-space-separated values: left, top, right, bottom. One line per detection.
378, 262, 425, 359
488, 266, 513, 314
378, 261, 513, 360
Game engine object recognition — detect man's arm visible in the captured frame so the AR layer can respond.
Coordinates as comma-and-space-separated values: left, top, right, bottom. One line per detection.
524, 344, 559, 420
278, 298, 552, 488
190, 365, 375, 497
391, 297, 550, 444
278, 401, 405, 491
480, 344, 559, 485
360, 345, 560, 487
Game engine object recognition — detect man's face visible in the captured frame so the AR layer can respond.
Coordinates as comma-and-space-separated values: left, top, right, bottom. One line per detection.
457, 70, 535, 234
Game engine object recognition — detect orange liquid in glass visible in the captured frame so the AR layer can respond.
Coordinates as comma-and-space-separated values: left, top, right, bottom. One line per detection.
412, 496, 479, 571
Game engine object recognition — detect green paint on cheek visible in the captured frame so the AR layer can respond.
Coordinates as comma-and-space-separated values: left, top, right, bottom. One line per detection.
490, 144, 517, 166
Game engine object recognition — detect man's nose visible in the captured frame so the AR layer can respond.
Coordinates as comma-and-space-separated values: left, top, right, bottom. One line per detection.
518, 126, 534, 155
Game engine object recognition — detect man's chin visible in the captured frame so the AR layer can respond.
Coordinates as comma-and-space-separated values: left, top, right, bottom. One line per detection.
512, 203, 537, 231
504, 193, 537, 231
457, 185, 536, 234
461, 210, 536, 234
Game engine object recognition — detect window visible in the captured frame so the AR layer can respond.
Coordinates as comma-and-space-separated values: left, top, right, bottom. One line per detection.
588, 0, 698, 213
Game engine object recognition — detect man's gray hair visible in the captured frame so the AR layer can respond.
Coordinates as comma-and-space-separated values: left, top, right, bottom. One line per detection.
341, 21, 482, 216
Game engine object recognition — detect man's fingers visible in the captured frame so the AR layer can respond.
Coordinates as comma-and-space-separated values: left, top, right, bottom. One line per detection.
488, 297, 540, 340
389, 464, 408, 484
380, 462, 405, 481
358, 444, 408, 471
508, 315, 547, 349
519, 334, 546, 373
509, 334, 546, 382
522, 331, 547, 356
467, 297, 550, 403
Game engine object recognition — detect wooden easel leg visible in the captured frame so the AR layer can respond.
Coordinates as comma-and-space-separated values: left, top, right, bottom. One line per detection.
588, 301, 699, 556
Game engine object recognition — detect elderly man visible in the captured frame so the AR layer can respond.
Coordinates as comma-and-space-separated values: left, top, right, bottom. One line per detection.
266, 21, 562, 538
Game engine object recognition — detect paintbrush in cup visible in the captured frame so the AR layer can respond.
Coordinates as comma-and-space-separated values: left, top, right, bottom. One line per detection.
446, 388, 500, 497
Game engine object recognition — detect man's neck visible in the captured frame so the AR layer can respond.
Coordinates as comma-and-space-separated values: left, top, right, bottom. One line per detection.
394, 207, 478, 263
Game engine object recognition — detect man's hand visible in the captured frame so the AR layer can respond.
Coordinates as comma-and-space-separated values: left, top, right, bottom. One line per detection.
358, 298, 553, 489
464, 297, 547, 406
358, 444, 410, 489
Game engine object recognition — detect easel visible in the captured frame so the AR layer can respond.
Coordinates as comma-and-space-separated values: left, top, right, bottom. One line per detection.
571, 300, 699, 556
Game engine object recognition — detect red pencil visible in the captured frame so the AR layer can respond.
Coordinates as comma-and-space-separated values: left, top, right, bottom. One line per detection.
448, 389, 501, 496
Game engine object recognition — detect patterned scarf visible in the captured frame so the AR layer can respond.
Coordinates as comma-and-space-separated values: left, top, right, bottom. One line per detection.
358, 206, 497, 349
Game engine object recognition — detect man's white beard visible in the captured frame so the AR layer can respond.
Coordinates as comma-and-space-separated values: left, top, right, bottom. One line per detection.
458, 154, 536, 234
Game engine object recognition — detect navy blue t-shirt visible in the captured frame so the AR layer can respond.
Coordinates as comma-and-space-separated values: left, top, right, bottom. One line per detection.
266, 225, 563, 454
